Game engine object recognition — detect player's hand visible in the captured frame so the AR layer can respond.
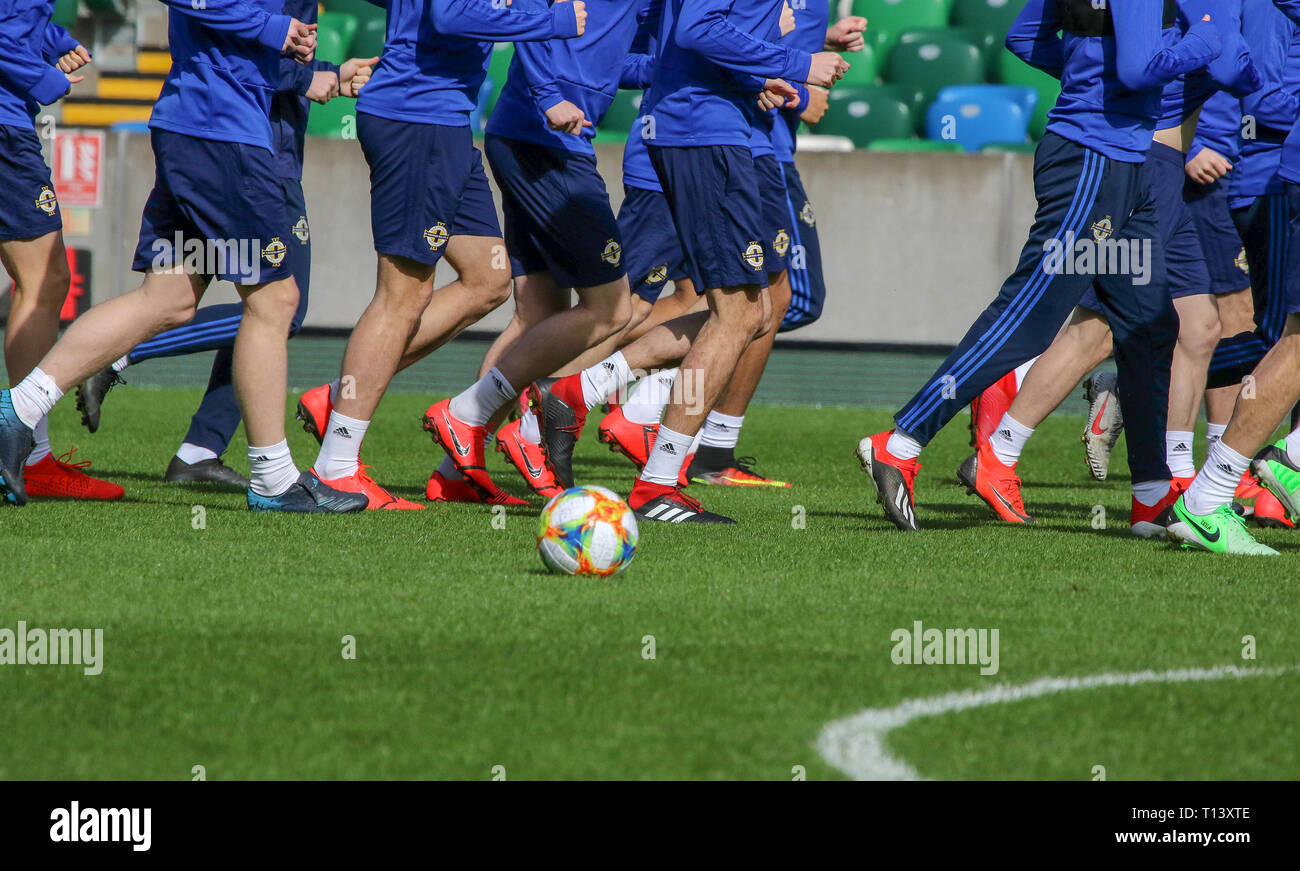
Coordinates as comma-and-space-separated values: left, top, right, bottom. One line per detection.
65, 73, 84, 86
758, 78, 799, 111
545, 99, 592, 135
57, 45, 92, 74
780, 1, 796, 38
1186, 147, 1233, 184
826, 16, 868, 52
800, 84, 829, 123
556, 0, 587, 37
306, 70, 339, 104
807, 51, 850, 88
340, 56, 380, 97
285, 20, 317, 64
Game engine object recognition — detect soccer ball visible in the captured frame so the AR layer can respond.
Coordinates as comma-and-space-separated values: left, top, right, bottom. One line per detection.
537, 486, 638, 577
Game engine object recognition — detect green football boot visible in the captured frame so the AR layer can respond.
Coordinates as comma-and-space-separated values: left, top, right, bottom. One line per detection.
1251, 439, 1300, 521
1167, 497, 1279, 556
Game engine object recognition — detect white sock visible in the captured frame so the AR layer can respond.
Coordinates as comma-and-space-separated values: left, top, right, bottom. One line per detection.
314, 410, 370, 480
1133, 479, 1171, 507
580, 351, 633, 410
436, 455, 464, 481
327, 378, 341, 404
1013, 356, 1038, 389
1183, 440, 1250, 515
1284, 425, 1300, 468
1205, 422, 1226, 453
248, 440, 298, 497
176, 442, 218, 465
9, 367, 62, 428
886, 429, 923, 460
689, 428, 703, 454
111, 354, 130, 373
700, 411, 743, 449
989, 412, 1034, 466
624, 368, 677, 425
1165, 430, 1196, 478
640, 424, 693, 485
26, 415, 51, 465
520, 409, 541, 444
449, 367, 516, 426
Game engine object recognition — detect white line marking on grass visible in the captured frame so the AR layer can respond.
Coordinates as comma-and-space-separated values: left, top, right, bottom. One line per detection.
817, 664, 1299, 781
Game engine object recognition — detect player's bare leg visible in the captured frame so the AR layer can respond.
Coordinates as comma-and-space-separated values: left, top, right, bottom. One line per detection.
232, 277, 300, 449
623, 277, 700, 343
1164, 294, 1220, 480
1205, 287, 1253, 427
689, 270, 793, 487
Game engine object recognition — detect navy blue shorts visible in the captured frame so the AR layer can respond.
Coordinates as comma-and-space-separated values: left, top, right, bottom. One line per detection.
618, 185, 688, 304
1286, 183, 1300, 315
359, 114, 501, 267
754, 154, 790, 277
1233, 192, 1291, 342
1079, 141, 1207, 311
132, 129, 293, 286
1186, 176, 1250, 295
779, 160, 826, 331
648, 143, 769, 292
484, 134, 625, 288
0, 124, 61, 241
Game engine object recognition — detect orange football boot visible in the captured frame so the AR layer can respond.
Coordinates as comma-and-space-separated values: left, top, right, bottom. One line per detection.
313, 465, 423, 510
24, 448, 125, 500
597, 404, 657, 469
496, 417, 564, 499
422, 398, 523, 503
296, 383, 333, 443
957, 441, 1032, 524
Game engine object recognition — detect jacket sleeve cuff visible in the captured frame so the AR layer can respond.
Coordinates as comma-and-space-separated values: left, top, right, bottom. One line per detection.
549, 3, 579, 39
257, 15, 294, 53
29, 65, 71, 106
783, 49, 815, 84
292, 62, 316, 95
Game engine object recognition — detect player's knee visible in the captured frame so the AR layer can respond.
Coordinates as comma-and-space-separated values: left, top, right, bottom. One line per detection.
1178, 309, 1221, 357
476, 268, 512, 312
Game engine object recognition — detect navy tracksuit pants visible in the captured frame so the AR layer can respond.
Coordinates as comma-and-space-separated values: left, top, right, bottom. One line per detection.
894, 133, 1178, 485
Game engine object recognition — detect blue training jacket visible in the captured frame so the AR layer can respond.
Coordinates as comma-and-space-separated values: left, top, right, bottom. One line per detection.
1005, 0, 1228, 163
0, 0, 79, 128
357, 0, 579, 127
487, 0, 648, 154
620, 0, 664, 191
1269, 0, 1300, 185
272, 0, 339, 179
771, 0, 829, 164
148, 0, 295, 151
642, 0, 814, 148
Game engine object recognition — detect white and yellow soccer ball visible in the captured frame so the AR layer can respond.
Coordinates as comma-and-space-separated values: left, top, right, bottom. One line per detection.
536, 485, 638, 578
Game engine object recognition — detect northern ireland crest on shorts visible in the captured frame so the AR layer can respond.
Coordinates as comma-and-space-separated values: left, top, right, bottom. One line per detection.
799, 201, 815, 227
293, 215, 310, 244
36, 186, 57, 216
1090, 215, 1114, 243
423, 221, 450, 251
773, 228, 791, 258
1235, 247, 1250, 274
262, 237, 288, 267
601, 238, 623, 267
645, 264, 669, 285
743, 241, 765, 271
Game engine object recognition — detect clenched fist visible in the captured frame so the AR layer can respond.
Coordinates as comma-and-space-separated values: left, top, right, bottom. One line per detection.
807, 51, 849, 88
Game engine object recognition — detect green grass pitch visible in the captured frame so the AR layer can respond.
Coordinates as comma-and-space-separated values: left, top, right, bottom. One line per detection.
1, 387, 1297, 780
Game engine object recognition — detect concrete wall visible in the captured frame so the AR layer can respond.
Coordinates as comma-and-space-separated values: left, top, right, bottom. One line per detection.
27, 130, 1040, 346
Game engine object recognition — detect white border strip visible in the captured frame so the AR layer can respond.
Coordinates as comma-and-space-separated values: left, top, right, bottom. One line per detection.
817, 665, 1298, 781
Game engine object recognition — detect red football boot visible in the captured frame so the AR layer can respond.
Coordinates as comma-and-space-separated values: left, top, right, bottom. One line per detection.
957, 441, 1032, 524
597, 404, 657, 469
296, 383, 334, 444
1130, 479, 1187, 538
314, 465, 423, 510
1235, 472, 1295, 528
496, 417, 565, 499
425, 470, 529, 506
855, 430, 921, 531
24, 448, 124, 501
969, 369, 1018, 449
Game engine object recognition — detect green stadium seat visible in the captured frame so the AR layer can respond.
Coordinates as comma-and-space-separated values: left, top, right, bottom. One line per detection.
306, 93, 357, 139
837, 42, 879, 85
811, 85, 915, 147
352, 15, 387, 59
322, 0, 384, 25
52, 0, 77, 28
885, 30, 986, 132
481, 43, 516, 119
853, 0, 953, 64
316, 12, 359, 66
998, 51, 1060, 138
896, 26, 999, 81
949, 0, 1029, 35
867, 138, 963, 152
